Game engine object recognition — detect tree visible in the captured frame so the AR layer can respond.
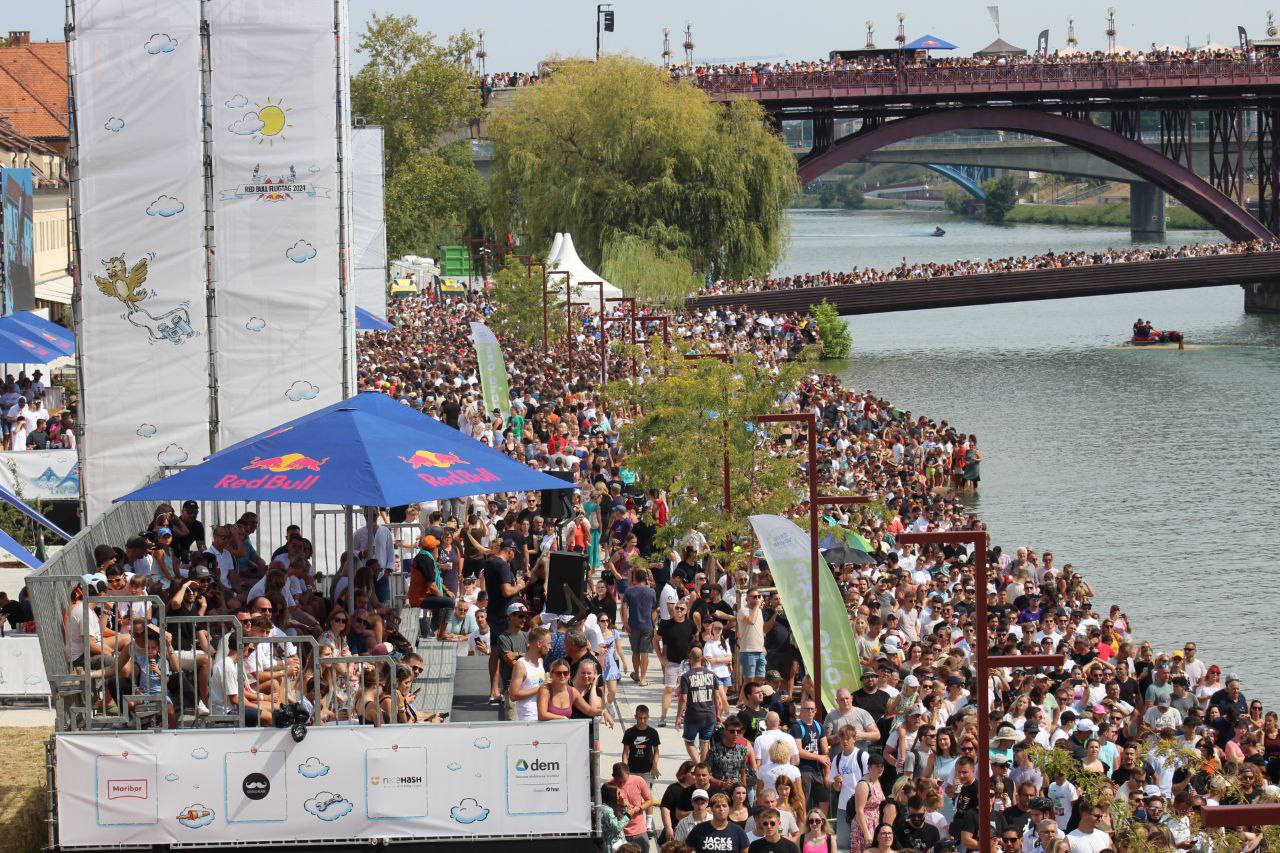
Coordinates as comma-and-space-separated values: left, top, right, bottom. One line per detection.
818, 183, 839, 208
351, 14, 488, 258
486, 259, 565, 348
603, 346, 814, 566
943, 185, 972, 215
981, 175, 1020, 224
601, 234, 703, 307
810, 300, 852, 359
838, 181, 865, 210
489, 56, 798, 280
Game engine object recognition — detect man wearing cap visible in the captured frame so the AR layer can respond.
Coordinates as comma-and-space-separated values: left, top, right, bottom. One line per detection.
122, 536, 156, 578
885, 703, 927, 778
684, 791, 750, 852
1142, 688, 1183, 732
990, 722, 1020, 765
171, 500, 205, 557
674, 788, 712, 842
485, 539, 531, 709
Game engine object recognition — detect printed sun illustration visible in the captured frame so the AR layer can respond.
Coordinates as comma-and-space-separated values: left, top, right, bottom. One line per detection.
253, 97, 292, 145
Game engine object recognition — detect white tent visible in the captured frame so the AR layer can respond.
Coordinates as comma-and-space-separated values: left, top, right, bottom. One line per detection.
545, 232, 624, 308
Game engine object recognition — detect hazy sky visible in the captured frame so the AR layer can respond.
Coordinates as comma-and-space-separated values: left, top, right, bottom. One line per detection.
17, 2, 1274, 68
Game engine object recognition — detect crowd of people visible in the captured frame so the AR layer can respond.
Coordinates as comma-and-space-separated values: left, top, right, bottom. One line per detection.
42, 268, 1279, 850
697, 240, 1280, 297
1, 369, 74, 451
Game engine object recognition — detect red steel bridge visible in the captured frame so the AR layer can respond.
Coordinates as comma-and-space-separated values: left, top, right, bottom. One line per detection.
694, 59, 1280, 240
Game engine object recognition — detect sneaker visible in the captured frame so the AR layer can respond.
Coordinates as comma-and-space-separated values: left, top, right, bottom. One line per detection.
195, 701, 211, 718
656, 719, 667, 727
487, 697, 502, 706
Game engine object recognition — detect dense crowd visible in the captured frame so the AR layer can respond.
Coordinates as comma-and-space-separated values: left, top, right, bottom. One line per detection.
48, 276, 1279, 851
699, 240, 1280, 296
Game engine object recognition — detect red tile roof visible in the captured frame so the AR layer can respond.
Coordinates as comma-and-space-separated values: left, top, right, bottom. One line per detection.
0, 41, 68, 141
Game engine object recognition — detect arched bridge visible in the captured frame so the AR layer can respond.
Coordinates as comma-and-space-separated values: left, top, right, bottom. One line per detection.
683, 251, 1280, 316
694, 60, 1280, 236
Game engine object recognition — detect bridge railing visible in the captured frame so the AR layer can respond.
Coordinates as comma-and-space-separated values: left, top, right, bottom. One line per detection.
695, 58, 1280, 96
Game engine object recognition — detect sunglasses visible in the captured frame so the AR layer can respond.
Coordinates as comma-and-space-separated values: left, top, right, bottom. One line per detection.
808, 818, 825, 825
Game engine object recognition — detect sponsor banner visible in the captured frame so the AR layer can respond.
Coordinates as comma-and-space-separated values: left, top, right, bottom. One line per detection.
469, 322, 510, 420
350, 127, 387, 316
207, 0, 346, 447
0, 636, 50, 697
71, 0, 209, 519
749, 514, 863, 705
0, 450, 80, 501
0, 167, 35, 312
55, 720, 592, 847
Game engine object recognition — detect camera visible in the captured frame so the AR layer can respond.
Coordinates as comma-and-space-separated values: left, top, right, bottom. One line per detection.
273, 701, 310, 743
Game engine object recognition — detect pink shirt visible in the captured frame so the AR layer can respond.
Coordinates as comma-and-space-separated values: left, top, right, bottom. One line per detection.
619, 774, 651, 837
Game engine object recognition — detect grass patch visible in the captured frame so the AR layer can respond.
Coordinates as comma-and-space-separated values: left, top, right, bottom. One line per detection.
1006, 203, 1212, 230
789, 195, 904, 210
0, 726, 51, 853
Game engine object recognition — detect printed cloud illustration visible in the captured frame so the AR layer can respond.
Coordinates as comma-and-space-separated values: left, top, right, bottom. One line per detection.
308, 165, 321, 173
285, 380, 320, 402
228, 113, 265, 136
225, 93, 249, 109
245, 316, 266, 332
298, 757, 329, 778
191, 747, 209, 760
164, 773, 179, 782
136, 424, 157, 438
157, 443, 189, 466
450, 797, 490, 824
304, 792, 353, 821
146, 195, 185, 217
285, 240, 317, 263
144, 33, 178, 55
176, 804, 215, 829
472, 737, 492, 750
446, 762, 462, 772
104, 117, 125, 132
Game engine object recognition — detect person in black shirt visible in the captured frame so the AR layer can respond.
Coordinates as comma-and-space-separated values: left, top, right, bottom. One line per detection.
894, 796, 941, 852
171, 500, 206, 558
686, 793, 750, 852
622, 704, 661, 780
657, 602, 697, 726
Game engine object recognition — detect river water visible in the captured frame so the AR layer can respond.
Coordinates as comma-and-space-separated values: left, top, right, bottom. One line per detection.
778, 208, 1280, 705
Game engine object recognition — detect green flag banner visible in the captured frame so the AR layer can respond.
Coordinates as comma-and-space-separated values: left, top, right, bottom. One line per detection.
749, 514, 863, 707
469, 322, 510, 420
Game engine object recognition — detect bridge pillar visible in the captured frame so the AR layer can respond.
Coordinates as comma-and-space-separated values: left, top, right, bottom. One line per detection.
1130, 182, 1166, 238
1244, 281, 1280, 314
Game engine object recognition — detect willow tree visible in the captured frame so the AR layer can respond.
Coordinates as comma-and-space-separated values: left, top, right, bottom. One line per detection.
489, 56, 797, 281
603, 345, 813, 567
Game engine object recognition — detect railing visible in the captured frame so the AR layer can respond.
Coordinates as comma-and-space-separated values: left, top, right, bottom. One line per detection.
694, 58, 1280, 96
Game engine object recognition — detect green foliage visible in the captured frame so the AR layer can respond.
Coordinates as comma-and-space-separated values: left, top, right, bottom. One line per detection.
944, 185, 976, 216
603, 346, 815, 566
351, 14, 487, 258
810, 300, 851, 360
487, 259, 565, 348
1005, 202, 1211, 230
839, 182, 865, 210
981, 175, 1020, 223
600, 235, 703, 307
818, 183, 839, 208
489, 56, 798, 280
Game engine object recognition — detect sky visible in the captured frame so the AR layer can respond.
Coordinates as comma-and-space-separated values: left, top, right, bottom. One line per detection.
15, 1, 1275, 68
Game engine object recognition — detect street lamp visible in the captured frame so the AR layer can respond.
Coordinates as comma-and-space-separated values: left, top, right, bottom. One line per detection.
892, 530, 1064, 853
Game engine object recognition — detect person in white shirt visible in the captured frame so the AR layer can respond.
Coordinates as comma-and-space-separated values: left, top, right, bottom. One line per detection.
204, 526, 238, 594
657, 576, 682, 621
1065, 803, 1111, 852
353, 506, 396, 602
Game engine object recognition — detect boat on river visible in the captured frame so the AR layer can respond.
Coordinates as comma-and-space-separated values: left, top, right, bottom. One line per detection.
1127, 328, 1184, 346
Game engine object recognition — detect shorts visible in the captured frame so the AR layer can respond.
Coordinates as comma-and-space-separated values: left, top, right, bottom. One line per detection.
739, 650, 766, 678
176, 649, 207, 671
662, 659, 688, 689
630, 629, 653, 654
682, 720, 716, 744
716, 675, 733, 689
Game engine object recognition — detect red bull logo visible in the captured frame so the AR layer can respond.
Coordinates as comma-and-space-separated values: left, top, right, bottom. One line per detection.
213, 452, 327, 491
399, 450, 468, 470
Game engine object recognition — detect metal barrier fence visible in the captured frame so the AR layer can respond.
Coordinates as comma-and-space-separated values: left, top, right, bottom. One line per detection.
317, 653, 400, 724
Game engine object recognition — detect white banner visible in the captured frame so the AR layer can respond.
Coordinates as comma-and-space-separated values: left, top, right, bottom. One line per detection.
72, 0, 209, 520
350, 126, 387, 316
55, 720, 593, 847
0, 635, 50, 697
208, 0, 347, 447
0, 450, 80, 501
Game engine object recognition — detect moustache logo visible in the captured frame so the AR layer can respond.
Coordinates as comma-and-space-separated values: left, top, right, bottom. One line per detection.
242, 772, 271, 801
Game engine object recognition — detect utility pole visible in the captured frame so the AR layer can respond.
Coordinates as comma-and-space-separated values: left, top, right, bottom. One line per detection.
596, 4, 614, 61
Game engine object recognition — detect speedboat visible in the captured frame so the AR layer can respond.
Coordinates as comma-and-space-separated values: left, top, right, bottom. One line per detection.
1128, 328, 1184, 346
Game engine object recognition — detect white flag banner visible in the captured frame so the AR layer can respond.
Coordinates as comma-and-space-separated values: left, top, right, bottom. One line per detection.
351, 126, 387, 316
208, 0, 347, 447
71, 0, 209, 519
54, 720, 593, 847
0, 450, 81, 501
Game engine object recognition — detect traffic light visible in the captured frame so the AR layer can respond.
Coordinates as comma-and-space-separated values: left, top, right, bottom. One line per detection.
602, 10, 615, 32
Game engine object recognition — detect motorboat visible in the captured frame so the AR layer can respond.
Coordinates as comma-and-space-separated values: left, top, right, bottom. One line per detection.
1128, 328, 1184, 346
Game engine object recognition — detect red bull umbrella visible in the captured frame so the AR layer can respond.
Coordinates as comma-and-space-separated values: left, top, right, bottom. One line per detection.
114, 391, 576, 505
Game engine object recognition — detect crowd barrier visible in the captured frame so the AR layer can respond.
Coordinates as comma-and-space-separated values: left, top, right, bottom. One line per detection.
52, 718, 597, 848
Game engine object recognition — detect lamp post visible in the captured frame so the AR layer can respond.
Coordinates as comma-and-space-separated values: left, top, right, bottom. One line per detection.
546, 269, 570, 354
683, 353, 731, 517
891, 530, 1065, 853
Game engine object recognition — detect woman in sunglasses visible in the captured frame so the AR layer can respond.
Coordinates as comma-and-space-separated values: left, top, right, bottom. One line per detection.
799, 808, 834, 853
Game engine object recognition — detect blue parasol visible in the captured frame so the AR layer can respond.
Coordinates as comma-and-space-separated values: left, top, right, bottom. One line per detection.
355, 305, 393, 331
114, 391, 574, 506
0, 312, 75, 356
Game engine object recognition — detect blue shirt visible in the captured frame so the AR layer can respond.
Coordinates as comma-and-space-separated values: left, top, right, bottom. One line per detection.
623, 585, 657, 632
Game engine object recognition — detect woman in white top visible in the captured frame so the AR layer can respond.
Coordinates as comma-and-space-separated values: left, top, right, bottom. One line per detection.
701, 622, 734, 688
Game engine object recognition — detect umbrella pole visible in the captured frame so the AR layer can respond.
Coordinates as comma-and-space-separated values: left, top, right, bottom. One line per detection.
344, 505, 355, 615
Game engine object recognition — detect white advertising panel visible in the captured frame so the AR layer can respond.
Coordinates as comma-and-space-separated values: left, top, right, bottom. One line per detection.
0, 450, 80, 501
0, 635, 50, 697
71, 0, 209, 519
207, 0, 347, 447
55, 720, 593, 847
351, 126, 387, 316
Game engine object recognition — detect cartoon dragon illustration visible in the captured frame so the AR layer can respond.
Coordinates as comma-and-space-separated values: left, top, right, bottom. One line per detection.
93, 254, 151, 307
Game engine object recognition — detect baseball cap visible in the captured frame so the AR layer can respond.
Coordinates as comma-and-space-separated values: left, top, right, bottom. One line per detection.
903, 675, 920, 688
991, 753, 1011, 766
182, 500, 199, 511
420, 534, 440, 550
995, 723, 1018, 740
125, 535, 149, 551
946, 675, 965, 686
1030, 796, 1054, 812
1075, 719, 1097, 734
499, 535, 520, 551
934, 840, 959, 852
188, 565, 211, 581
93, 544, 116, 567
506, 601, 530, 615
691, 789, 709, 802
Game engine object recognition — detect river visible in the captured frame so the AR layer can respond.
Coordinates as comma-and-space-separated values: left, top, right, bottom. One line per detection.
778, 208, 1280, 705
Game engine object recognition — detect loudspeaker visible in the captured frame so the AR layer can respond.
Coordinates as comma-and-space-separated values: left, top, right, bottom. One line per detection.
539, 470, 576, 519
545, 550, 588, 616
